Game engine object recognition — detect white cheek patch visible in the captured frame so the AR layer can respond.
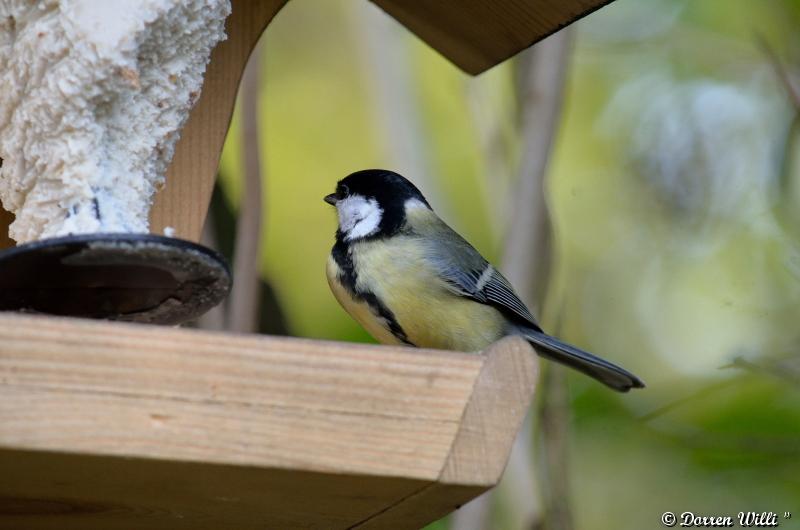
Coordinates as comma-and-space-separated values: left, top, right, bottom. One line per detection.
337, 195, 383, 241
404, 198, 429, 210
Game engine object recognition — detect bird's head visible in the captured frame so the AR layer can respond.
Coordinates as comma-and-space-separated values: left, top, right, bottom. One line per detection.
325, 169, 430, 241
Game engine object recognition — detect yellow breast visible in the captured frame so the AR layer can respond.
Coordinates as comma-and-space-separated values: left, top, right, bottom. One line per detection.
326, 238, 506, 352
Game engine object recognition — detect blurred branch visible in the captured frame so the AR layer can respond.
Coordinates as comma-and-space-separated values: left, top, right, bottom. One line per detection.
757, 34, 800, 110
643, 422, 800, 456
757, 37, 800, 198
227, 41, 265, 334
515, 29, 575, 530
639, 351, 800, 426
504, 31, 573, 309
466, 80, 515, 240
535, 365, 572, 530
777, 113, 800, 196
722, 356, 800, 384
197, 176, 290, 336
354, 3, 447, 216
637, 379, 738, 423
452, 29, 574, 530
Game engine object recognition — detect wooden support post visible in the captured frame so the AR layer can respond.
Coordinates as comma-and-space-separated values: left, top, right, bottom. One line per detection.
149, 0, 286, 241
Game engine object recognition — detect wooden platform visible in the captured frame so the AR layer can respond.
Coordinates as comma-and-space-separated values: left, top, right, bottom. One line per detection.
0, 314, 537, 529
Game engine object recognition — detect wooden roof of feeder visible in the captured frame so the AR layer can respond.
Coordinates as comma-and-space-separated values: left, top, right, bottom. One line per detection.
371, 0, 612, 75
1, 1, 611, 528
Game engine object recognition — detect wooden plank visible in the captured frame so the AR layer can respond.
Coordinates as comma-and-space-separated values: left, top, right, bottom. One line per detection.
0, 315, 479, 478
0, 315, 538, 528
370, 0, 612, 75
149, 0, 286, 241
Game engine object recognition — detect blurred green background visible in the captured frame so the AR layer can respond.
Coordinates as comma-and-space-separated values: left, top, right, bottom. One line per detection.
213, 0, 800, 528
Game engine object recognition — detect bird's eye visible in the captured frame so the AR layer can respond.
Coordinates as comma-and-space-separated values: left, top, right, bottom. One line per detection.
338, 184, 349, 198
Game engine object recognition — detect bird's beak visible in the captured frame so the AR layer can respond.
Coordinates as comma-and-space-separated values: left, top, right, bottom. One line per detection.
324, 193, 338, 205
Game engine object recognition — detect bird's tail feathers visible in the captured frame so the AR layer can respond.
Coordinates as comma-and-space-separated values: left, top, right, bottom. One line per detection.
520, 328, 645, 392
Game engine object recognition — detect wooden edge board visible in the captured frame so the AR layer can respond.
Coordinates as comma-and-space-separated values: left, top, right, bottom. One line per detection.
440, 336, 537, 485
353, 336, 538, 529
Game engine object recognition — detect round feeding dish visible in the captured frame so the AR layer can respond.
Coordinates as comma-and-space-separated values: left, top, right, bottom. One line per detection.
0, 234, 230, 325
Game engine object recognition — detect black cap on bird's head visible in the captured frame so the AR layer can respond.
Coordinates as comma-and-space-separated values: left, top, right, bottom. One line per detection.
324, 169, 429, 208
325, 169, 431, 241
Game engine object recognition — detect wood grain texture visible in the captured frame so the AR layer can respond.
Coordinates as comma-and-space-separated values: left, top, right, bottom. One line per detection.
149, 0, 286, 241
370, 0, 612, 75
0, 315, 537, 528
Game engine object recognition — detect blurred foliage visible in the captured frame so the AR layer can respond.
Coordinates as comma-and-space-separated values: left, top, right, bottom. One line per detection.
216, 0, 800, 528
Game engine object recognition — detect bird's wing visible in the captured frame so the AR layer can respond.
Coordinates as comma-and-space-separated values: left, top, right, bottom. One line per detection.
417, 220, 541, 330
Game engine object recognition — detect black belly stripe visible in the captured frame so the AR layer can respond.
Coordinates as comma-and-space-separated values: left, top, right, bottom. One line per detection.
359, 291, 414, 346
332, 239, 415, 346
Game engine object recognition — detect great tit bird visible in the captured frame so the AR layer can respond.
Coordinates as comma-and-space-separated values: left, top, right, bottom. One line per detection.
325, 169, 644, 392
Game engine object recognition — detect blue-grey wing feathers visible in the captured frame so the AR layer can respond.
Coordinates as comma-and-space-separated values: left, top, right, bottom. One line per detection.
420, 227, 540, 328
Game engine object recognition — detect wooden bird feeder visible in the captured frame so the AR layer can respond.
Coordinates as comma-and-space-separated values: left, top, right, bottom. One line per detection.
0, 1, 610, 528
